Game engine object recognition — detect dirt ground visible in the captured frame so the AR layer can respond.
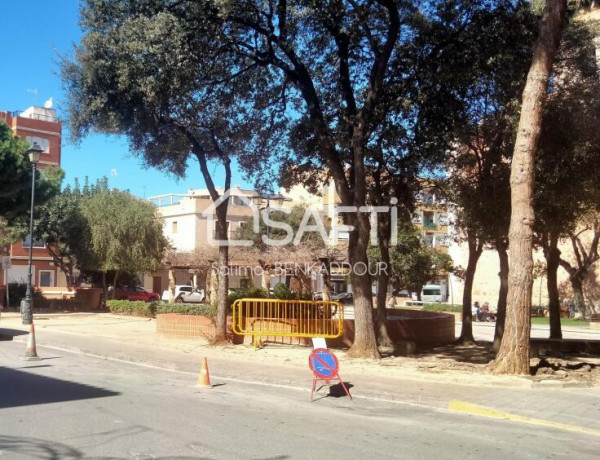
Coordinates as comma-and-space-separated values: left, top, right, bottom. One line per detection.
1, 311, 599, 386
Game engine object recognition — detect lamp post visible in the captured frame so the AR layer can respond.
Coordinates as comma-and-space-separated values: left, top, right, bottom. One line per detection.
20, 142, 43, 328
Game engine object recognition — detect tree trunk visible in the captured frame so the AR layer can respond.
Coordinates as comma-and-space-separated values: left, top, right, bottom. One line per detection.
544, 233, 562, 339
213, 197, 229, 342
204, 267, 212, 304
493, 242, 509, 352
210, 267, 218, 306
492, 0, 566, 375
214, 242, 229, 343
321, 259, 332, 302
102, 271, 107, 306
192, 147, 231, 343
458, 234, 483, 345
258, 260, 269, 295
376, 218, 393, 349
559, 223, 600, 320
285, 271, 291, 289
346, 212, 380, 359
572, 276, 587, 318
111, 270, 119, 300
168, 267, 176, 304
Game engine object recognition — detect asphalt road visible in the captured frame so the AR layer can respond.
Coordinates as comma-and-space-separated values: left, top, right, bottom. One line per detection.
1, 340, 599, 459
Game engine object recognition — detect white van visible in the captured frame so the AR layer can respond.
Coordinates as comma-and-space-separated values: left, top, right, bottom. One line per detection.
421, 285, 443, 303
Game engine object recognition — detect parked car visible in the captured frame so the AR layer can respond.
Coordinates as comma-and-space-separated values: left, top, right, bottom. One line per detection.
391, 289, 411, 298
162, 285, 205, 303
114, 286, 160, 302
332, 292, 353, 305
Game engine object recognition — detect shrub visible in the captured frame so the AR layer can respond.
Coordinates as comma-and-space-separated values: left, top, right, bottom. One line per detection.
272, 283, 296, 300
156, 303, 216, 317
39, 298, 87, 310
228, 286, 268, 304
106, 300, 158, 317
3, 282, 61, 308
423, 303, 462, 313
5, 282, 28, 307
106, 300, 217, 318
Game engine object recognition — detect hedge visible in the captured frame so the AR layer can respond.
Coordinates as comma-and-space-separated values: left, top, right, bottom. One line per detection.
422, 303, 462, 313
106, 300, 215, 318
106, 300, 158, 317
157, 303, 216, 316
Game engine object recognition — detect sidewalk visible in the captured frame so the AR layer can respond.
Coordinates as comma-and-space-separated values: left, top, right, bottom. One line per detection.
2, 311, 600, 433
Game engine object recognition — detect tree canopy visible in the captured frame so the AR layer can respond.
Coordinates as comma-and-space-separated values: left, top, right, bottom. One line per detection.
80, 188, 169, 294
63, 0, 554, 358
0, 121, 63, 225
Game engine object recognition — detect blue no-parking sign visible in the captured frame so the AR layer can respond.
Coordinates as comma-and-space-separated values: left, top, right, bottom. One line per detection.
309, 348, 339, 379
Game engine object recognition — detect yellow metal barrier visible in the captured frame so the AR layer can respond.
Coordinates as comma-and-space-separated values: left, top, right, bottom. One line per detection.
231, 298, 344, 347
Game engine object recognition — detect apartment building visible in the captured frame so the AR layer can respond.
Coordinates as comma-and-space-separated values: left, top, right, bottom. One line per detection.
145, 186, 292, 293
410, 189, 452, 251
0, 106, 62, 288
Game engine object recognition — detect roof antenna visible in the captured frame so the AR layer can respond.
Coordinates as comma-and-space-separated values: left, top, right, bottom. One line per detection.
27, 88, 39, 102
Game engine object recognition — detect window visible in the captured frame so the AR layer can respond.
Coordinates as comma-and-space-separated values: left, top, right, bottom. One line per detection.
23, 235, 44, 248
411, 212, 422, 224
39, 270, 54, 287
172, 221, 178, 234
25, 136, 50, 154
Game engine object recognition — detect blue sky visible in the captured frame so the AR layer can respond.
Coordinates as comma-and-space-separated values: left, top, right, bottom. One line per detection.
0, 1, 253, 198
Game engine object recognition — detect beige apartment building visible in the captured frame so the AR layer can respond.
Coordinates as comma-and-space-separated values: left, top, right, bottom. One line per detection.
144, 186, 293, 294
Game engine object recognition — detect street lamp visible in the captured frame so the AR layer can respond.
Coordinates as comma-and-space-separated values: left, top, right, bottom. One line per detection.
21, 142, 43, 329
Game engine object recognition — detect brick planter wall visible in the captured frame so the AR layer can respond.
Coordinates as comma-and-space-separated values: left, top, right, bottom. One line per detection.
329, 309, 455, 347
157, 308, 455, 347
156, 314, 243, 343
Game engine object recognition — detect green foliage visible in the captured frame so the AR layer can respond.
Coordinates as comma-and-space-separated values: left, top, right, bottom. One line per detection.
228, 286, 268, 304
422, 304, 462, 313
2, 282, 87, 310
4, 282, 28, 307
156, 303, 216, 317
106, 300, 158, 317
2, 282, 46, 307
235, 205, 329, 250
0, 121, 63, 226
33, 298, 87, 310
530, 317, 589, 327
80, 189, 169, 275
271, 283, 296, 300
445, 3, 537, 249
369, 221, 453, 295
534, 17, 600, 237
106, 300, 216, 317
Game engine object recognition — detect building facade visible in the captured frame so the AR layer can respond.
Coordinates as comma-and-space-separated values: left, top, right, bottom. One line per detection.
145, 186, 292, 293
1, 106, 63, 288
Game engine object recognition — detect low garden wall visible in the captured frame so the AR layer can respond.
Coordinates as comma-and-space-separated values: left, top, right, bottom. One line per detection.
1, 286, 103, 309
328, 309, 455, 347
156, 314, 242, 343
155, 308, 455, 347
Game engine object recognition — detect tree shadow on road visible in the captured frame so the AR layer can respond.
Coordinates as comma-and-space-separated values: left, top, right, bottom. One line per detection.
413, 343, 495, 365
0, 327, 28, 341
0, 366, 119, 409
0, 435, 217, 460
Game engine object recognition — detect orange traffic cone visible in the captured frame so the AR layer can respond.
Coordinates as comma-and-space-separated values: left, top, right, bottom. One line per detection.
196, 357, 212, 388
22, 323, 40, 361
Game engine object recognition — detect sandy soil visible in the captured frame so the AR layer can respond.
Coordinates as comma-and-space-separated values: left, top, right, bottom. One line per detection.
1, 311, 598, 386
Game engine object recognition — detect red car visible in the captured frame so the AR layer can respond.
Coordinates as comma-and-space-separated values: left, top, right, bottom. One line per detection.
114, 286, 160, 302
